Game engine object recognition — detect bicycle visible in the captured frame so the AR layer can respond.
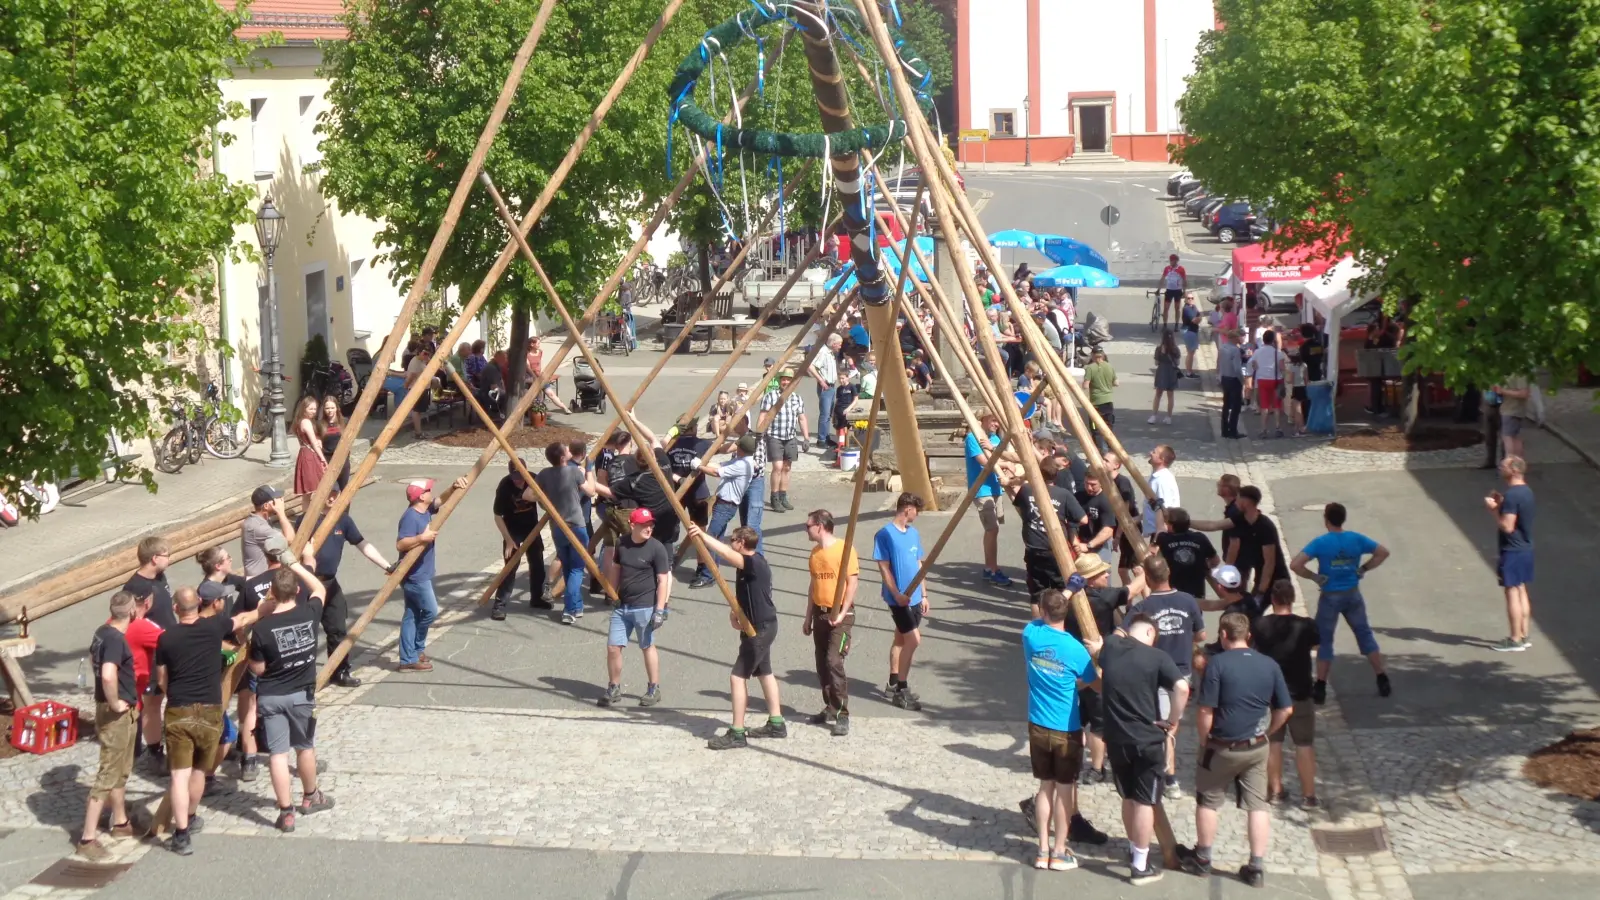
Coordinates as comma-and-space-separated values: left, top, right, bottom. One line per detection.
156, 384, 246, 473
250, 368, 292, 444
1147, 289, 1162, 332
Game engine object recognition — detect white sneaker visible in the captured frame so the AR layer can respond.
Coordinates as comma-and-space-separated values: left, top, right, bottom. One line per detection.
1147, 415, 1158, 424
1163, 415, 1173, 425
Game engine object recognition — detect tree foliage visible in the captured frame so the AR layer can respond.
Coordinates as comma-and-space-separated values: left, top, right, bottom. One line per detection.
1178, 0, 1600, 385
0, 0, 256, 504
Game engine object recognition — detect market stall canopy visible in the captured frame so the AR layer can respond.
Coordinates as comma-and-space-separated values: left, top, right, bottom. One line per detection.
1303, 256, 1373, 322
1036, 234, 1110, 271
1231, 238, 1343, 283
1032, 264, 1120, 289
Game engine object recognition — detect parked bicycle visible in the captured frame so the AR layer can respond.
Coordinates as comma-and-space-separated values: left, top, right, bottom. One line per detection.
250, 368, 292, 444
156, 383, 248, 473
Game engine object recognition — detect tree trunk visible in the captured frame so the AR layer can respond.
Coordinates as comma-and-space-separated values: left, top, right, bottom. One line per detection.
1401, 371, 1421, 435
508, 305, 530, 413
697, 244, 713, 294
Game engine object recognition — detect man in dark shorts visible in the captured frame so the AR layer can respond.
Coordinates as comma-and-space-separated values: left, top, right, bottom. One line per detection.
1104, 455, 1142, 584
297, 484, 393, 685
1486, 455, 1535, 651
600, 508, 671, 708
1154, 507, 1220, 599
156, 585, 274, 855
1066, 554, 1145, 784
492, 459, 549, 619
1123, 557, 1205, 798
1160, 254, 1187, 326
1189, 473, 1243, 563
1006, 456, 1087, 601
692, 525, 785, 750
1223, 486, 1282, 603
1101, 613, 1188, 885
759, 369, 808, 512
874, 492, 930, 711
1178, 613, 1293, 888
1252, 580, 1322, 808
1021, 589, 1100, 872
248, 564, 333, 833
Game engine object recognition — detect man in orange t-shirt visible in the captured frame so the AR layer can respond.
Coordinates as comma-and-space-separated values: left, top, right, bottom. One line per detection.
124, 591, 165, 756
804, 509, 860, 736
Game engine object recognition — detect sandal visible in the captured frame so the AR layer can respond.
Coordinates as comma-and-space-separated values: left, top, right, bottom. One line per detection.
275, 808, 296, 833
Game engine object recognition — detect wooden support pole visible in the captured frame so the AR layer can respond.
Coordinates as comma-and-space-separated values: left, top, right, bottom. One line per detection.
899, 430, 1017, 600
296, 0, 562, 541
443, 365, 619, 604
851, 0, 1178, 864
829, 387, 885, 609
477, 173, 756, 636
298, 0, 693, 556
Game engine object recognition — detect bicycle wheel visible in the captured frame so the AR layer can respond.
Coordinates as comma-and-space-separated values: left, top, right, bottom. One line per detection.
250, 402, 271, 443
187, 429, 205, 465
155, 427, 188, 474
1149, 293, 1161, 332
204, 415, 251, 459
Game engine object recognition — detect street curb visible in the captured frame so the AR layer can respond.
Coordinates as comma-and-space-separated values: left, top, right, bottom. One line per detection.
1540, 420, 1600, 472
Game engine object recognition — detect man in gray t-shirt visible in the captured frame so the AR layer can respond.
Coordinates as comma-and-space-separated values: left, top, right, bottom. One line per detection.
534, 442, 598, 623
241, 486, 295, 578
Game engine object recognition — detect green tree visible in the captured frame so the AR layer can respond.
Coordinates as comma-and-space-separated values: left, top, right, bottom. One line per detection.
0, 0, 256, 506
319, 0, 705, 389
1354, 0, 1600, 385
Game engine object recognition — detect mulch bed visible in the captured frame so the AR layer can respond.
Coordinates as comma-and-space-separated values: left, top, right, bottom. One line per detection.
1331, 424, 1480, 453
431, 420, 595, 450
1525, 728, 1600, 802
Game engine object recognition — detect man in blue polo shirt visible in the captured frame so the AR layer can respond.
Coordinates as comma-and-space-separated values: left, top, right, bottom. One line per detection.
874, 492, 929, 711
966, 409, 1012, 586
1288, 502, 1391, 704
1021, 588, 1099, 872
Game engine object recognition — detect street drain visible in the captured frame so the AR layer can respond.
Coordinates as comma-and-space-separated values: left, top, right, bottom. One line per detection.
31, 859, 134, 889
1311, 826, 1390, 856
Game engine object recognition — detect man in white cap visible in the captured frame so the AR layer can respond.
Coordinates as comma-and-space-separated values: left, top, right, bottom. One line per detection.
394, 476, 470, 673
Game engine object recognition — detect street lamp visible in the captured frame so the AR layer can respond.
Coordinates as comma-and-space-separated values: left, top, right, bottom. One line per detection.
255, 197, 290, 467
1023, 95, 1032, 167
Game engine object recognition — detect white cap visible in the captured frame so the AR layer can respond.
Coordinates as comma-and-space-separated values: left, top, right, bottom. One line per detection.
1211, 564, 1243, 590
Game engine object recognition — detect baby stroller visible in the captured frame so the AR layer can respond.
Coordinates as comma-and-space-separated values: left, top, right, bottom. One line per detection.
569, 357, 607, 414
1074, 310, 1114, 367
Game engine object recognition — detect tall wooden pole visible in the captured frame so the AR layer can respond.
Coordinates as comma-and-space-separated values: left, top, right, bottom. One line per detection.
794, 2, 935, 508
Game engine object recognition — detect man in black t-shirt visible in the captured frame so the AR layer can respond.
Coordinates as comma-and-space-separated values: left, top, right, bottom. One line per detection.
1224, 487, 1282, 598
599, 508, 672, 708
124, 536, 176, 629
196, 546, 250, 620
155, 585, 272, 856
248, 563, 332, 834
1101, 613, 1188, 886
234, 533, 305, 783
1122, 557, 1206, 796
690, 524, 784, 750
1251, 580, 1322, 808
1006, 457, 1088, 601
668, 423, 713, 528
492, 459, 549, 618
1190, 474, 1243, 566
1074, 472, 1118, 562
298, 485, 394, 686
79, 591, 140, 860
1154, 508, 1220, 598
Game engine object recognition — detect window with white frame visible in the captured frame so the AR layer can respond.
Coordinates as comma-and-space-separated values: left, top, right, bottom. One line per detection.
250, 98, 273, 179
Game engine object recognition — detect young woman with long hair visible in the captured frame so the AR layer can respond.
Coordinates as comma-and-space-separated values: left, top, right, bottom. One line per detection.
1149, 329, 1182, 425
292, 395, 328, 494
320, 395, 351, 490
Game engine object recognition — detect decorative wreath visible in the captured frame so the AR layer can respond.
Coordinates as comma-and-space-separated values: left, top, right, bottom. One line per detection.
664, 2, 936, 159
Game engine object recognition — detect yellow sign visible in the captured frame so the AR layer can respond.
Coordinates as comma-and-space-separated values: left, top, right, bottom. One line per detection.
958, 129, 989, 143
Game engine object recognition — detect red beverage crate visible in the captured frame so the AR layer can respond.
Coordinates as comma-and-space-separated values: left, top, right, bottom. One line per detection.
9, 701, 79, 754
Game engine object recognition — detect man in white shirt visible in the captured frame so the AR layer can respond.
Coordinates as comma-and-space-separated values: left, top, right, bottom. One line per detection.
1160, 254, 1187, 327
1142, 445, 1181, 543
809, 334, 843, 445
1245, 330, 1289, 439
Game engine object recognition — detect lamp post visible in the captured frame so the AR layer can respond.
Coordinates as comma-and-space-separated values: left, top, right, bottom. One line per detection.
1023, 95, 1032, 167
255, 197, 290, 467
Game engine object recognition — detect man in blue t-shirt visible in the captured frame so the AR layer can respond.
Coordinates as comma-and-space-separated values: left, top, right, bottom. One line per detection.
1486, 456, 1536, 652
1021, 589, 1100, 872
965, 410, 1013, 587
874, 492, 929, 711
1289, 502, 1391, 703
394, 477, 469, 673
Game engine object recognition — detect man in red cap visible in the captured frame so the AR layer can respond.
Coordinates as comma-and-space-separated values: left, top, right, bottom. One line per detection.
598, 508, 671, 708
395, 476, 469, 673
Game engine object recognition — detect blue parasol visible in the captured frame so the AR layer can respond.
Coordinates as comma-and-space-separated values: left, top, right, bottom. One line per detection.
1032, 264, 1121, 289
987, 229, 1040, 250
1036, 234, 1111, 271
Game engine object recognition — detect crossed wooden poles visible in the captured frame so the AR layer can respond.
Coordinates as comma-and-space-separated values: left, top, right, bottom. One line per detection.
173, 0, 1180, 860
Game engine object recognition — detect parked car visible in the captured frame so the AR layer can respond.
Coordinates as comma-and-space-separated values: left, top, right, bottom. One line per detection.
1197, 196, 1229, 225
1178, 178, 1206, 198
1209, 202, 1259, 243
1183, 190, 1214, 217
1204, 262, 1306, 315
1168, 171, 1197, 196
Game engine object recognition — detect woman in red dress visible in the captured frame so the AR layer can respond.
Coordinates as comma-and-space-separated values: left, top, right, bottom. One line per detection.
292, 395, 328, 495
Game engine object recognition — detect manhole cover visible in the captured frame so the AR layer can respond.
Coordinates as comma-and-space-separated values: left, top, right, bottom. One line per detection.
1311, 826, 1390, 856
32, 859, 134, 889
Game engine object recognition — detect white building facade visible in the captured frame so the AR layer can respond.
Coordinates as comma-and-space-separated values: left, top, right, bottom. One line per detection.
954, 0, 1216, 163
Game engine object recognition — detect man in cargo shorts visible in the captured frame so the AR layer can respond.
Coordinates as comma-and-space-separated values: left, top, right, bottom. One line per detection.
1179, 612, 1293, 888
78, 591, 140, 860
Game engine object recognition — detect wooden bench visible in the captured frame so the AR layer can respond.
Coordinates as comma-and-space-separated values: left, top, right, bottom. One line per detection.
663, 318, 760, 355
